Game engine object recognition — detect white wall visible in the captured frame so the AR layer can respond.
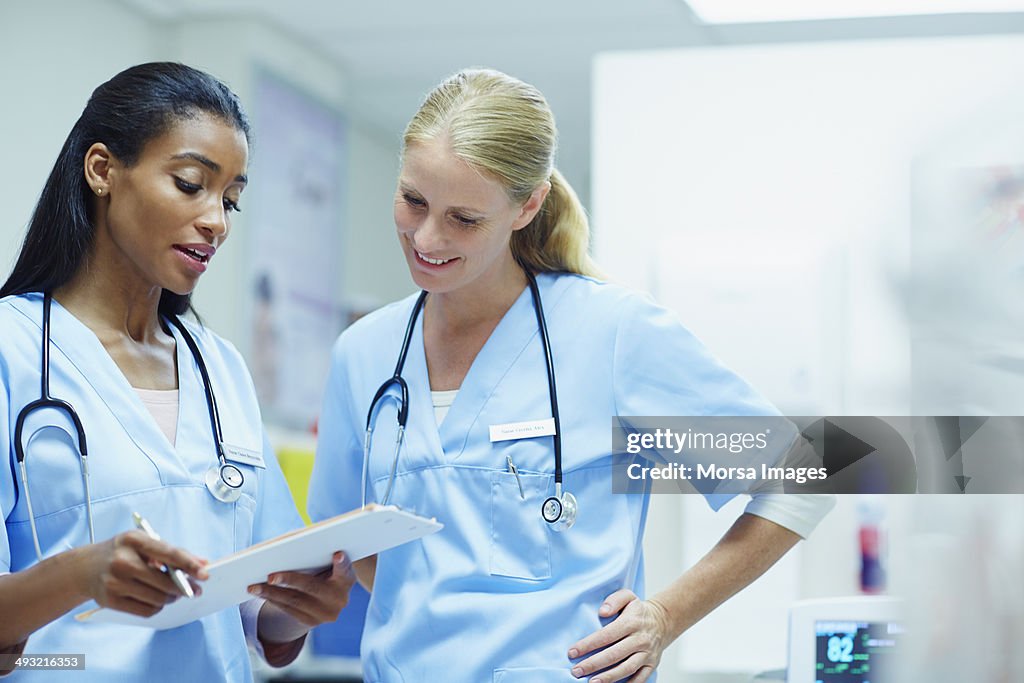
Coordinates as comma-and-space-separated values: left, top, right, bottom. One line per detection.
344, 121, 413, 307
0, 0, 161, 273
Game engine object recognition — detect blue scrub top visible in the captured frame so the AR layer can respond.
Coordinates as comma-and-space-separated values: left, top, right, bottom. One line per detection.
309, 273, 779, 683
0, 293, 303, 682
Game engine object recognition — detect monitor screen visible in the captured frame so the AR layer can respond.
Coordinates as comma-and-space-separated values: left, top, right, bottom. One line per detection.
814, 620, 903, 682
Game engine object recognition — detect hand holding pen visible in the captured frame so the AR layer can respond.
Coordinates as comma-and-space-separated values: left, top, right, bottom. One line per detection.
72, 517, 208, 618
132, 512, 198, 598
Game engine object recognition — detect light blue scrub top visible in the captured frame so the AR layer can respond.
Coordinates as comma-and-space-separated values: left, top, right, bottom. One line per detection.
0, 293, 303, 682
309, 274, 780, 683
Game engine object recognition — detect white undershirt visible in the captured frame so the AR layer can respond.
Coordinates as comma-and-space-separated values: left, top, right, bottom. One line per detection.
431, 389, 459, 426
134, 388, 179, 446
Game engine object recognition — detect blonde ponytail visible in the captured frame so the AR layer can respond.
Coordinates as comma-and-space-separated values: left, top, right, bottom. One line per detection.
403, 68, 600, 278
511, 168, 599, 277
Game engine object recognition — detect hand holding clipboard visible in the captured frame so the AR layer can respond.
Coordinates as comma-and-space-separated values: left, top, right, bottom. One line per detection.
78, 505, 441, 629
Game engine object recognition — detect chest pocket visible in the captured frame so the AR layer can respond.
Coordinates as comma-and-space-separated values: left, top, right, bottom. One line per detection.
231, 475, 258, 552
176, 433, 261, 552
489, 470, 552, 580
207, 451, 261, 552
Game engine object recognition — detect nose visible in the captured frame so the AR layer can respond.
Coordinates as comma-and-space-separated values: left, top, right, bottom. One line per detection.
196, 199, 229, 242
409, 211, 445, 253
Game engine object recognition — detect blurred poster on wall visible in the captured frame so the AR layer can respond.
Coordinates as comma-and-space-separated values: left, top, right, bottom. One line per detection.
247, 69, 346, 428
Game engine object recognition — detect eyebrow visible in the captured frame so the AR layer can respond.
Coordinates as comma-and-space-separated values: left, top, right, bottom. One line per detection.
171, 152, 247, 183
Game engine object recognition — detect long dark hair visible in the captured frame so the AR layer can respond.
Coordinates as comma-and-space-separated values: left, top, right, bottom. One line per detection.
0, 62, 250, 317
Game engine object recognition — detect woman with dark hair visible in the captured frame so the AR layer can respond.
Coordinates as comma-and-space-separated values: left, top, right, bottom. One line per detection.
0, 63, 354, 681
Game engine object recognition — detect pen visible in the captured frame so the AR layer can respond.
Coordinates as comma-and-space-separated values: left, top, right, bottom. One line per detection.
132, 512, 195, 598
506, 455, 525, 499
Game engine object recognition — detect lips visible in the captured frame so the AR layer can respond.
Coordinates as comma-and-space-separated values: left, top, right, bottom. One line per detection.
172, 243, 216, 276
415, 250, 454, 266
173, 244, 215, 264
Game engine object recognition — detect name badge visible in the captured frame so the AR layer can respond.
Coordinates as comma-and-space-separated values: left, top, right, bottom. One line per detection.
222, 443, 266, 469
489, 418, 557, 443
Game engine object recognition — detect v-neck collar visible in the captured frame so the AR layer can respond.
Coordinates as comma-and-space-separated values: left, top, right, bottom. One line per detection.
403, 274, 569, 463
14, 293, 195, 484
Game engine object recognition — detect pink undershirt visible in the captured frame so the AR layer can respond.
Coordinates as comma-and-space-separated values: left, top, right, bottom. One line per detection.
133, 387, 179, 445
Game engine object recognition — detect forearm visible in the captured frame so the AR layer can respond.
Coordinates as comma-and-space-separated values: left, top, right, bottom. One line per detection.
649, 512, 801, 642
0, 549, 91, 649
256, 601, 308, 667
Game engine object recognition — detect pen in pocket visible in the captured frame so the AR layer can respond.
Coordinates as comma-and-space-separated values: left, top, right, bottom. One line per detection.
506, 455, 525, 500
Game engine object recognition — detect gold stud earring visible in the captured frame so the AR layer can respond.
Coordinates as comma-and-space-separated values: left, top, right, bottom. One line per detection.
96, 188, 103, 195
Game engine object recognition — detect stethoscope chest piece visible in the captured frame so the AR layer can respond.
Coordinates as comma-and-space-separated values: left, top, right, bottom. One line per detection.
542, 488, 577, 532
205, 463, 244, 503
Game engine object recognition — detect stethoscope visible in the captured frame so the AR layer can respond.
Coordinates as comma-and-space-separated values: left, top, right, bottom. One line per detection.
363, 270, 578, 531
13, 293, 245, 561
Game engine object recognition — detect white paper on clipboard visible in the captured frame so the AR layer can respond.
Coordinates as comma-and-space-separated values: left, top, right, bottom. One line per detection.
76, 504, 442, 630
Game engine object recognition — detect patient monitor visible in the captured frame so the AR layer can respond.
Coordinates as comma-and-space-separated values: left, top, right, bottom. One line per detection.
787, 596, 904, 683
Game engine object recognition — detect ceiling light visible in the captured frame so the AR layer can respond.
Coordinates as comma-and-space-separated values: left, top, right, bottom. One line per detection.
686, 0, 1024, 24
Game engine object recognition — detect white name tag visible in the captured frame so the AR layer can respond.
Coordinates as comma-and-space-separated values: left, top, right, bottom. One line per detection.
223, 443, 266, 469
489, 418, 557, 443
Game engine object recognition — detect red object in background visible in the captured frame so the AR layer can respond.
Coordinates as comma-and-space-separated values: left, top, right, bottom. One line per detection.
859, 513, 886, 594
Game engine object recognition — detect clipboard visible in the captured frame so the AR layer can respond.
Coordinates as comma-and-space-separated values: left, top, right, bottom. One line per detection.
76, 504, 442, 630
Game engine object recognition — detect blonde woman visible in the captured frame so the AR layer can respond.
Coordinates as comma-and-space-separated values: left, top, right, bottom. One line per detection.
309, 68, 833, 682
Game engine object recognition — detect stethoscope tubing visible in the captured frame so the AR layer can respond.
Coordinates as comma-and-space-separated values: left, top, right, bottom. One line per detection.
14, 294, 95, 557
168, 315, 227, 465
14, 295, 90, 464
14, 292, 238, 561
525, 273, 563, 486
363, 272, 569, 519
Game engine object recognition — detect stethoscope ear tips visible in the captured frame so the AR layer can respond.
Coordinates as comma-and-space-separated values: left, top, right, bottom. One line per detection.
542, 491, 577, 532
